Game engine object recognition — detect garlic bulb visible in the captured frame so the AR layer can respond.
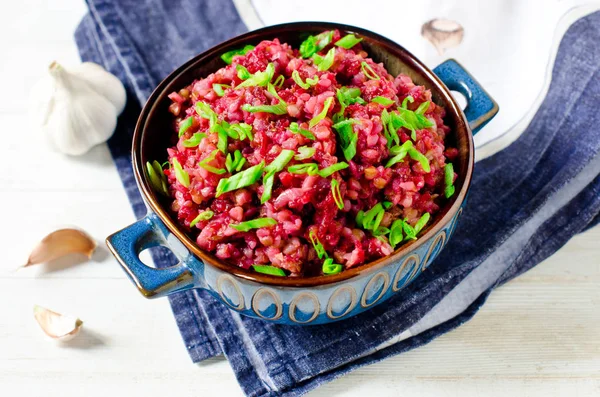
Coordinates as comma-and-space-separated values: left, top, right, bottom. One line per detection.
33, 61, 126, 156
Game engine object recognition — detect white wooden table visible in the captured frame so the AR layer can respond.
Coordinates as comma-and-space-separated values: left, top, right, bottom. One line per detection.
0, 2, 598, 396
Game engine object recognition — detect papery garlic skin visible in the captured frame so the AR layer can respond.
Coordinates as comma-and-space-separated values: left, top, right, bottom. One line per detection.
33, 305, 83, 342
34, 61, 126, 156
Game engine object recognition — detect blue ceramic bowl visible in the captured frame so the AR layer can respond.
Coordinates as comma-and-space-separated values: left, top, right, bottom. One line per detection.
106, 22, 498, 325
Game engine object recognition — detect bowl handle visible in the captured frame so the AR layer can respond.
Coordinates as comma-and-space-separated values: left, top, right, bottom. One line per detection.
433, 59, 499, 135
106, 214, 196, 298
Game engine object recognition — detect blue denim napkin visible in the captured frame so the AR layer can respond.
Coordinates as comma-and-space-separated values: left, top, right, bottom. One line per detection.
75, 1, 600, 395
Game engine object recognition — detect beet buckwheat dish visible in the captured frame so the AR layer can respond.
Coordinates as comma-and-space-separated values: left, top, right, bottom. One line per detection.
146, 30, 457, 278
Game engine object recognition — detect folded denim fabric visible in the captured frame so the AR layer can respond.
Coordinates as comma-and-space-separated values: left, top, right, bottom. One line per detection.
75, 1, 600, 395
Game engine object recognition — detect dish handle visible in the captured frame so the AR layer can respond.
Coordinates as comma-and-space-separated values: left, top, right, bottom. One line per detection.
106, 214, 196, 298
433, 59, 499, 134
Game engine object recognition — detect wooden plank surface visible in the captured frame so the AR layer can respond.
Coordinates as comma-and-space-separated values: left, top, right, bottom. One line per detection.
0, 1, 598, 396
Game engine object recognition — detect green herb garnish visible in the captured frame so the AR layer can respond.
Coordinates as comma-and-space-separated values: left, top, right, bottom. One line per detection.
372, 96, 394, 107
220, 44, 254, 64
229, 122, 254, 141
195, 102, 219, 133
217, 128, 228, 154
216, 161, 265, 197
309, 229, 327, 259
146, 160, 169, 196
299, 31, 333, 58
172, 158, 190, 188
199, 149, 226, 175
213, 84, 230, 97
182, 132, 207, 148
241, 103, 287, 115
401, 95, 414, 109
253, 265, 286, 276
312, 47, 336, 71
309, 96, 334, 128
333, 87, 365, 122
292, 70, 319, 89
178, 117, 194, 138
415, 101, 430, 115
289, 122, 315, 140
444, 163, 455, 198
225, 150, 246, 173
273, 75, 285, 88
237, 63, 275, 88
295, 146, 315, 160
288, 163, 319, 175
331, 179, 344, 210
261, 150, 295, 203
189, 210, 214, 227
318, 162, 348, 178
389, 219, 403, 248
231, 217, 277, 232
361, 61, 380, 80
385, 140, 413, 168
332, 118, 359, 161
407, 147, 431, 172
414, 213, 431, 234
236, 64, 251, 80
335, 34, 362, 49
322, 257, 343, 275
403, 220, 417, 241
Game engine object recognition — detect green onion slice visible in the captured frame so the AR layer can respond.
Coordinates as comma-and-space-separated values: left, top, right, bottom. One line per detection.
190, 210, 214, 227
292, 70, 318, 89
221, 45, 254, 64
309, 230, 327, 259
195, 102, 219, 133
274, 74, 285, 88
216, 161, 265, 196
407, 147, 431, 172
242, 103, 287, 115
178, 117, 194, 138
332, 118, 359, 161
172, 158, 190, 188
312, 47, 336, 72
385, 140, 414, 168
414, 213, 430, 234
217, 128, 228, 154
361, 61, 380, 80
309, 96, 334, 128
403, 220, 417, 241
335, 33, 362, 49
415, 101, 430, 114
231, 217, 277, 232
261, 150, 295, 203
389, 219, 404, 248
288, 163, 319, 175
225, 150, 246, 173
236, 64, 251, 80
334, 87, 365, 122
199, 149, 226, 175
295, 146, 316, 160
444, 163, 455, 198
299, 31, 333, 58
182, 132, 207, 148
372, 96, 394, 107
318, 162, 348, 178
237, 63, 275, 88
146, 161, 168, 196
253, 265, 286, 276
401, 96, 414, 109
322, 258, 343, 275
213, 84, 229, 97
289, 122, 315, 140
331, 179, 344, 210
229, 123, 254, 141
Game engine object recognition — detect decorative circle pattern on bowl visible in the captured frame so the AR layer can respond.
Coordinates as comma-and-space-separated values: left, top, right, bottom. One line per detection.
251, 288, 283, 320
289, 292, 320, 324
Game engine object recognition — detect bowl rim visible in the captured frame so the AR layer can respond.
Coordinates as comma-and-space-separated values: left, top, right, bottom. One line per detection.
131, 21, 474, 288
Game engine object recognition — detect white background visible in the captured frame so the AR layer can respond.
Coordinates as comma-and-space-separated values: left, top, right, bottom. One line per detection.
0, 1, 599, 396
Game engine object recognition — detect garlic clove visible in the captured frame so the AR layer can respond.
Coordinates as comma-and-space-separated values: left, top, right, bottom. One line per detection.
33, 305, 83, 341
24, 228, 97, 267
74, 62, 127, 114
421, 19, 465, 55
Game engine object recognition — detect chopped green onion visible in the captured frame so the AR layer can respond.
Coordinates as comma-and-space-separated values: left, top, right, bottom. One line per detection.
199, 149, 226, 175
335, 33, 362, 49
288, 163, 319, 175
236, 64, 251, 80
161, 161, 170, 169
444, 163, 456, 198
221, 45, 254, 64
309, 230, 327, 259
331, 179, 344, 210
172, 158, 190, 188
229, 123, 254, 141
261, 150, 295, 203
383, 201, 392, 209
237, 63, 275, 88
253, 265, 286, 276
299, 31, 333, 58
289, 122, 315, 140
242, 103, 287, 115
389, 219, 403, 248
318, 162, 348, 178
403, 220, 417, 241
372, 226, 390, 236
332, 118, 359, 161
216, 161, 265, 197
182, 132, 207, 148
356, 210, 365, 226
220, 121, 238, 139
217, 128, 228, 154
334, 87, 365, 122
189, 210, 214, 227
322, 258, 343, 275
274, 74, 285, 88
225, 150, 246, 173
415, 101, 430, 114
292, 70, 319, 89
385, 141, 414, 168
407, 147, 431, 172
360, 203, 384, 231
414, 213, 431, 234
231, 217, 277, 232
213, 84, 229, 97
401, 95, 414, 109
146, 161, 168, 196
361, 61, 380, 80
295, 146, 316, 160
312, 47, 336, 71
309, 96, 334, 128
372, 96, 394, 107
381, 109, 396, 147
178, 117, 194, 138
195, 102, 219, 132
